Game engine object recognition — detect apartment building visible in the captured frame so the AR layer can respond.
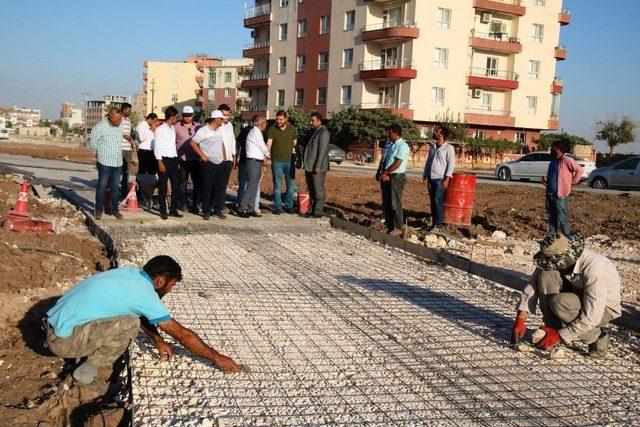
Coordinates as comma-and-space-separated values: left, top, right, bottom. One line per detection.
242, 0, 570, 145
85, 95, 130, 133
5, 106, 42, 128
142, 55, 253, 118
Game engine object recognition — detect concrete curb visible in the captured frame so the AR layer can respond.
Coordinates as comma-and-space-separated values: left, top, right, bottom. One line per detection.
329, 216, 640, 334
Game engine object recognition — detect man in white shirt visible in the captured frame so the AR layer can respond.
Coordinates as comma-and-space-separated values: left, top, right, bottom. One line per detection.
135, 113, 158, 175
190, 110, 227, 221
238, 116, 269, 218
154, 106, 183, 220
218, 104, 236, 214
119, 103, 134, 198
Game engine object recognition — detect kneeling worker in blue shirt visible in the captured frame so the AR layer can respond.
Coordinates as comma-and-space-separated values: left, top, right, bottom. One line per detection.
45, 255, 240, 395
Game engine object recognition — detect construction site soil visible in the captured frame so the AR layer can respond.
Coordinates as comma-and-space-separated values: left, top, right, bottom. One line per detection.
0, 176, 115, 426
0, 141, 96, 164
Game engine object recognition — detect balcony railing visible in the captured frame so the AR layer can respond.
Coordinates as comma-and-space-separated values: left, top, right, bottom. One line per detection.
243, 41, 270, 50
245, 73, 269, 80
240, 104, 267, 112
360, 101, 412, 109
360, 58, 414, 71
362, 21, 418, 31
469, 67, 517, 81
244, 3, 271, 19
471, 31, 519, 43
553, 77, 564, 85
465, 108, 515, 126
466, 108, 512, 116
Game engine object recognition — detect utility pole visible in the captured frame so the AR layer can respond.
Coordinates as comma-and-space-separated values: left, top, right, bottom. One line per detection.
82, 91, 91, 141
150, 79, 156, 114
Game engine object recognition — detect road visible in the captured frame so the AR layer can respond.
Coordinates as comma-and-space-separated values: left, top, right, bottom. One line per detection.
332, 162, 640, 196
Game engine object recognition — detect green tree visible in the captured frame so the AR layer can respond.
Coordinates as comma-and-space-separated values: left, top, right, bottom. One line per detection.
284, 106, 312, 139
434, 110, 468, 143
596, 117, 637, 155
536, 132, 592, 153
129, 113, 140, 128
5, 121, 12, 128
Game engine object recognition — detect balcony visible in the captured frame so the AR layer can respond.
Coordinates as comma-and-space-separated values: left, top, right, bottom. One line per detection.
243, 41, 271, 58
465, 108, 515, 127
359, 59, 417, 82
467, 68, 519, 90
142, 60, 148, 68
241, 73, 270, 89
142, 85, 147, 94
244, 3, 271, 28
555, 45, 568, 60
240, 104, 267, 120
142, 72, 148, 81
469, 31, 522, 54
559, 10, 571, 25
549, 116, 560, 130
551, 77, 564, 94
360, 101, 414, 120
195, 75, 204, 85
361, 21, 419, 43
473, 0, 525, 16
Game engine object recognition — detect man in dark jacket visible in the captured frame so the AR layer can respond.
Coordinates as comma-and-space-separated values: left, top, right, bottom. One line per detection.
302, 112, 330, 218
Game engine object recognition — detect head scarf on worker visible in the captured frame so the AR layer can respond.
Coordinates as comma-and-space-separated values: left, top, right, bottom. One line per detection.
534, 233, 585, 271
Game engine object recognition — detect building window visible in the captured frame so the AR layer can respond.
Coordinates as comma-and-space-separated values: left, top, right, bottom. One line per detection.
320, 16, 330, 34
224, 72, 232, 83
532, 24, 544, 43
296, 54, 306, 72
318, 52, 329, 70
432, 87, 445, 106
171, 81, 178, 90
343, 49, 353, 68
171, 66, 179, 76
208, 89, 216, 100
534, 0, 545, 5
515, 132, 526, 144
433, 48, 449, 69
280, 0, 289, 7
481, 93, 492, 111
277, 89, 285, 107
208, 73, 216, 87
528, 60, 541, 79
171, 94, 178, 102
437, 8, 451, 29
279, 23, 288, 41
224, 88, 232, 97
317, 87, 327, 105
278, 57, 287, 74
526, 96, 538, 114
298, 19, 307, 37
345, 10, 355, 31
383, 7, 402, 28
295, 89, 304, 106
341, 85, 352, 105
474, 130, 486, 140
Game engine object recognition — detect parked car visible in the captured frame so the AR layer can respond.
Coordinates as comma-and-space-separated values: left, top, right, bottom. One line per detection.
588, 156, 640, 190
0, 128, 9, 140
328, 144, 345, 164
495, 151, 596, 182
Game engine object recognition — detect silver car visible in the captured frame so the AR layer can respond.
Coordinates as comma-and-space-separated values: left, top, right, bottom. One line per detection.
495, 151, 595, 182
588, 156, 640, 189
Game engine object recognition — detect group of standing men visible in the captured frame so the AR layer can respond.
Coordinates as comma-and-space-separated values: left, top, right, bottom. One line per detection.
90, 104, 331, 221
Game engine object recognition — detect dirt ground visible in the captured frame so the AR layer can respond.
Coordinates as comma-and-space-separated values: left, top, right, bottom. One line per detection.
0, 141, 96, 164
0, 175, 118, 426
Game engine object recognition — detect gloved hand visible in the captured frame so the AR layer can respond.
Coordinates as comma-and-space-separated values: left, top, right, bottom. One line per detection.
512, 316, 526, 343
537, 327, 561, 350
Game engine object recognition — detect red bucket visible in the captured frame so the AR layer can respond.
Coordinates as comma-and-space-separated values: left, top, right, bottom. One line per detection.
443, 173, 477, 226
297, 191, 310, 214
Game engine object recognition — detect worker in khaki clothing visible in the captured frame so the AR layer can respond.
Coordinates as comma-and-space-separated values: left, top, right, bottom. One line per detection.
45, 256, 240, 398
511, 234, 622, 359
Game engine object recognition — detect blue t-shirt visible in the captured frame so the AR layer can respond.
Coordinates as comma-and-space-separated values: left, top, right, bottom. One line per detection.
47, 267, 172, 337
382, 138, 410, 174
547, 158, 560, 196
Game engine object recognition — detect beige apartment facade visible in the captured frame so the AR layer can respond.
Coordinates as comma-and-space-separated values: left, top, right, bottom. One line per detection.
243, 0, 570, 145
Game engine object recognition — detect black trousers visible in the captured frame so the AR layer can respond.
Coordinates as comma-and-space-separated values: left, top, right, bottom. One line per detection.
305, 170, 327, 215
121, 150, 133, 197
137, 149, 157, 175
201, 161, 232, 215
179, 159, 201, 209
380, 173, 406, 232
158, 157, 182, 214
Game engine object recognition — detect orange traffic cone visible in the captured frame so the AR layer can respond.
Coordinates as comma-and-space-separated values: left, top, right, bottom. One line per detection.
120, 182, 141, 212
9, 180, 33, 218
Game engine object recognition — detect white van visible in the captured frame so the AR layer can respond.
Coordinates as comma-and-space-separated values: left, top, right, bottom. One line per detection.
0, 128, 9, 140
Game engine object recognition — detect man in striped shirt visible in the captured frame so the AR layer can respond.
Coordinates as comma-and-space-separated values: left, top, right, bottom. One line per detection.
119, 103, 134, 198
89, 110, 124, 220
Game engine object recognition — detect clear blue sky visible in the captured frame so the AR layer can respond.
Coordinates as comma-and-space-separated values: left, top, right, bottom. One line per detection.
1, 0, 638, 152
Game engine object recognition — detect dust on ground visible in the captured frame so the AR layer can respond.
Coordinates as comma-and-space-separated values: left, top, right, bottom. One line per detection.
0, 175, 118, 426
0, 140, 96, 164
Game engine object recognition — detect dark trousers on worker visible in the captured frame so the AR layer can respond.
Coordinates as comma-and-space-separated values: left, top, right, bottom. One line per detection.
95, 162, 122, 215
158, 157, 182, 214
535, 270, 613, 344
546, 194, 570, 236
305, 171, 327, 216
201, 161, 231, 215
179, 159, 201, 211
381, 173, 406, 232
137, 149, 157, 175
428, 178, 445, 228
121, 150, 133, 197
239, 159, 263, 213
